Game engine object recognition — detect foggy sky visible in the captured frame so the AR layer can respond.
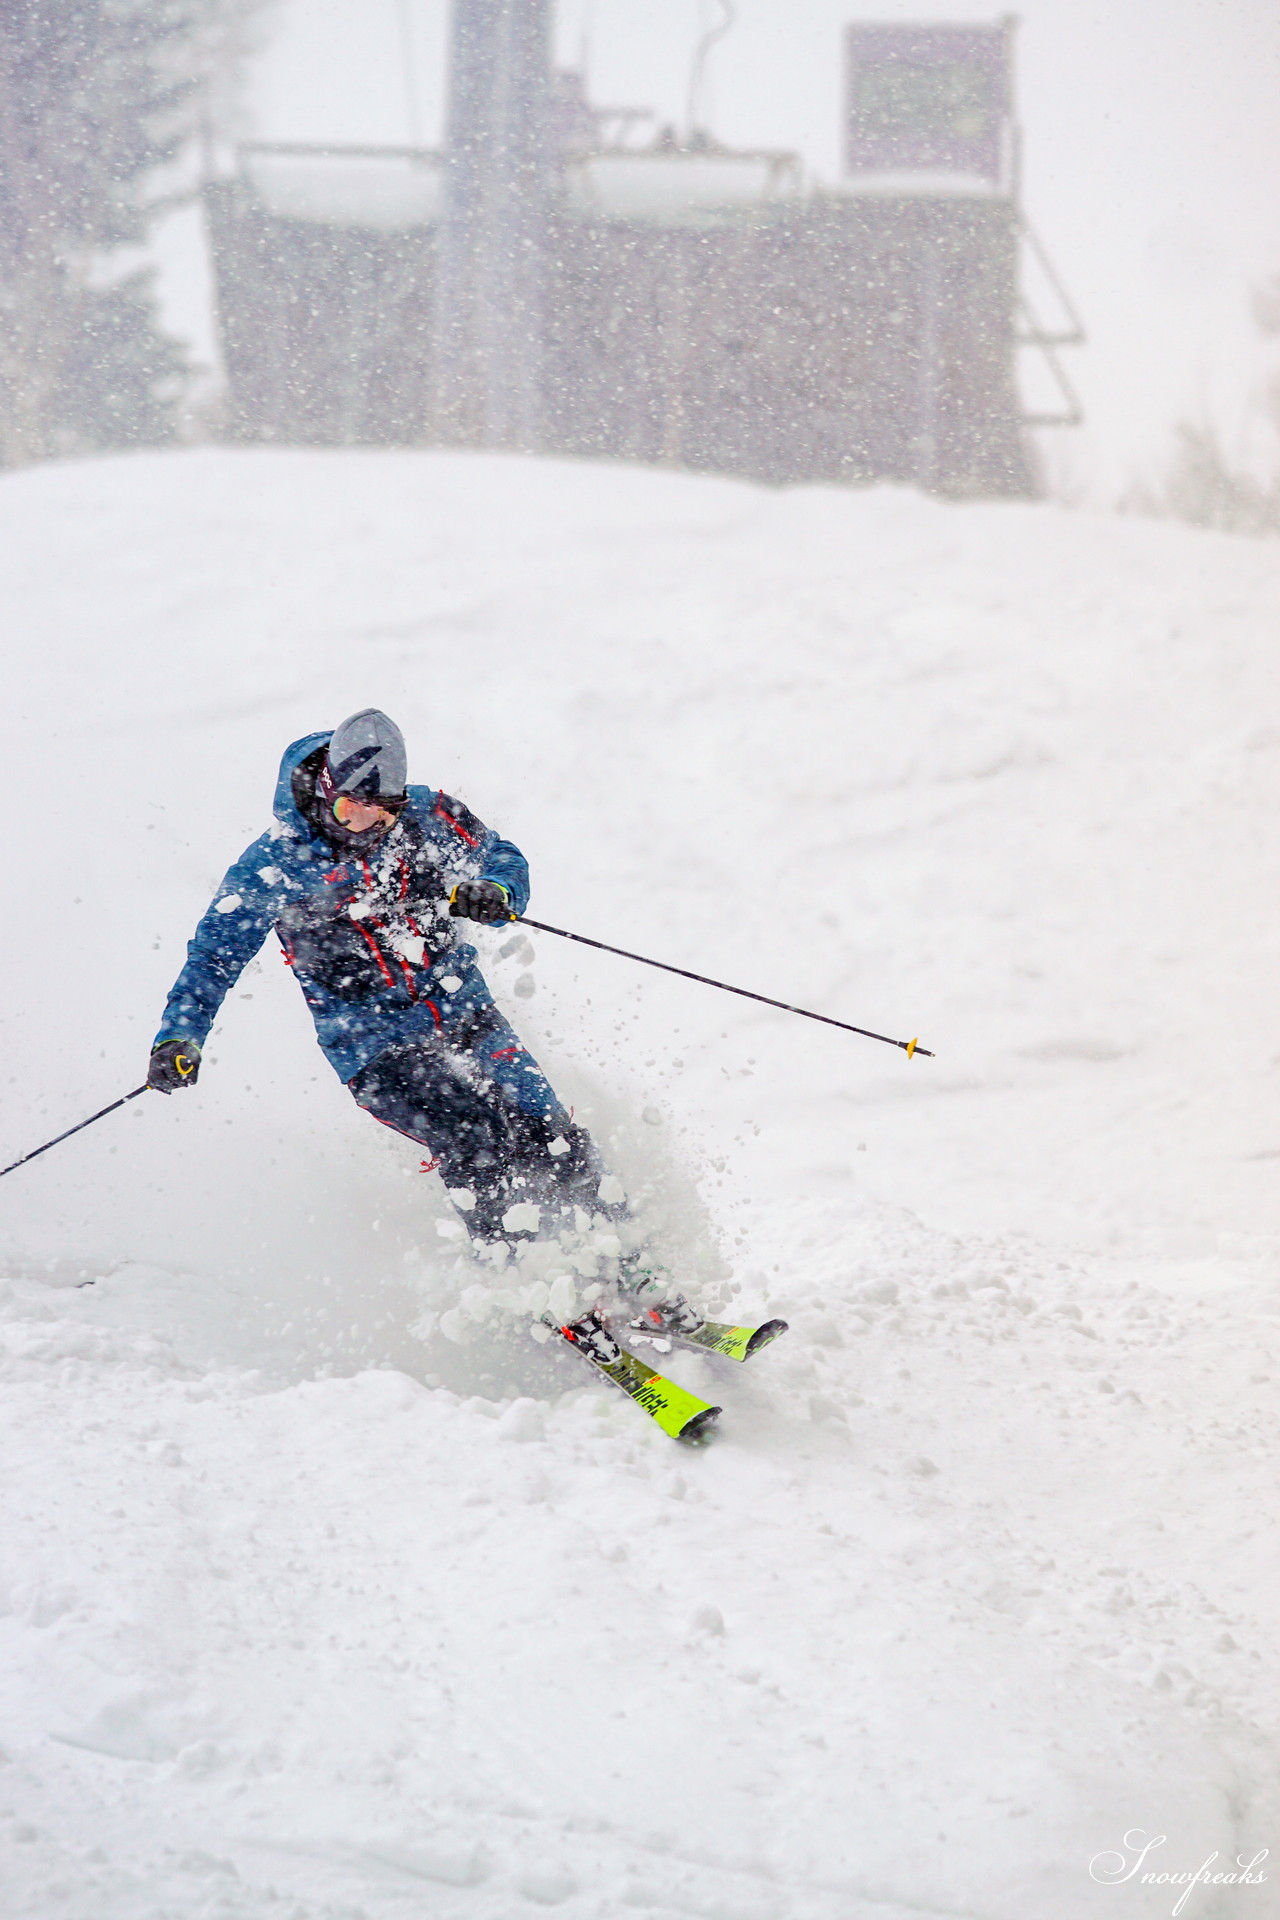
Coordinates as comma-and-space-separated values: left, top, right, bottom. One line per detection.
162, 0, 1280, 501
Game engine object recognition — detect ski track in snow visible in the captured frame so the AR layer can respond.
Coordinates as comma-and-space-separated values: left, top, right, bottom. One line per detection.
0, 448, 1278, 1919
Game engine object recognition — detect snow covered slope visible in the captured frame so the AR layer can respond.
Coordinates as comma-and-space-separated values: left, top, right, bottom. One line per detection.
1, 448, 1278, 1919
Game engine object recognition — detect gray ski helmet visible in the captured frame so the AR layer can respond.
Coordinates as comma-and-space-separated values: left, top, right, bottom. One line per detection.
319, 709, 407, 805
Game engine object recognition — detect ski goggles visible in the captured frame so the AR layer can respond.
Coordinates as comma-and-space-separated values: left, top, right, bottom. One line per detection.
331, 791, 407, 829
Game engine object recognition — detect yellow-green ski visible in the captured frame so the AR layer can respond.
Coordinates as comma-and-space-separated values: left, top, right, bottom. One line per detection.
548, 1313, 721, 1442
633, 1316, 789, 1362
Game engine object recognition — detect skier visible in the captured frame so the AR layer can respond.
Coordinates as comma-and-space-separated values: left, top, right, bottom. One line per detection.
147, 710, 703, 1351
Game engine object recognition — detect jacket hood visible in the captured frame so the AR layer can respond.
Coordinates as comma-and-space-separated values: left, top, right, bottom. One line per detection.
273, 731, 333, 838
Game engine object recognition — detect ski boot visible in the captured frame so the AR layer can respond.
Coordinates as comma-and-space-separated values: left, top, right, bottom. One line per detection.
621, 1258, 787, 1363
622, 1262, 706, 1339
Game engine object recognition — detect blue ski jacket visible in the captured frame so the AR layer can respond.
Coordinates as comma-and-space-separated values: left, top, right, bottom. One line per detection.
154, 732, 531, 1083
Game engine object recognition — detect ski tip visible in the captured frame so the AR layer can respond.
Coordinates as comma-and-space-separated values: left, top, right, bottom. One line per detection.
678, 1405, 722, 1445
744, 1318, 789, 1358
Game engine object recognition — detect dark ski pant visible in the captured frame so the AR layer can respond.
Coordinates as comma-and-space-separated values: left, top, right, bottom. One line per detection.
348, 1005, 605, 1243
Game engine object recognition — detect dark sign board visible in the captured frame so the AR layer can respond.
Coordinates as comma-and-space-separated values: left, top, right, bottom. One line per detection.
844, 22, 1012, 180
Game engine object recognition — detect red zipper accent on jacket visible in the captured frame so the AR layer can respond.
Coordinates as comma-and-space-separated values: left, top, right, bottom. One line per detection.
351, 920, 396, 990
347, 857, 414, 997
398, 857, 409, 900
434, 801, 478, 848
369, 913, 419, 1002
425, 999, 442, 1029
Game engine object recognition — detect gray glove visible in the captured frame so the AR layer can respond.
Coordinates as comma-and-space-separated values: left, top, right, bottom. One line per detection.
148, 1038, 201, 1093
449, 881, 512, 925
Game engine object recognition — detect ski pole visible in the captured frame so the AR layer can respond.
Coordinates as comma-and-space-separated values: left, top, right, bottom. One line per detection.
511, 917, 933, 1058
0, 1085, 151, 1181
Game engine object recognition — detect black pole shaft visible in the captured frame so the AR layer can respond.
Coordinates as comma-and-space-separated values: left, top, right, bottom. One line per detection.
514, 918, 933, 1057
0, 1085, 150, 1181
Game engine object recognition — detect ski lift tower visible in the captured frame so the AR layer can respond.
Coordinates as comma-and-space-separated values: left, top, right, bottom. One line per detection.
842, 17, 1082, 490
433, 0, 553, 448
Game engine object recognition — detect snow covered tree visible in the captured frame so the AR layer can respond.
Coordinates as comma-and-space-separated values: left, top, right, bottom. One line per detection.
1154, 423, 1280, 538
1135, 272, 1280, 538
0, 0, 258, 467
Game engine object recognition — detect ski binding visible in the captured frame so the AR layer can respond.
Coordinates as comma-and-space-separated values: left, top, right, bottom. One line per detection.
547, 1311, 721, 1443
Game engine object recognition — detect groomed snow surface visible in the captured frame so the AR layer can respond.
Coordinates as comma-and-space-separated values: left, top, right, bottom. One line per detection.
1, 448, 1278, 1920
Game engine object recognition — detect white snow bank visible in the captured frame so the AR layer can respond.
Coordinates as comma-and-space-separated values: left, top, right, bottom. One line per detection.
0, 447, 1277, 1919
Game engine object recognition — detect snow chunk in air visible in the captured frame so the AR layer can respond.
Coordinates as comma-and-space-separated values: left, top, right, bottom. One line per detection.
501, 1201, 541, 1236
